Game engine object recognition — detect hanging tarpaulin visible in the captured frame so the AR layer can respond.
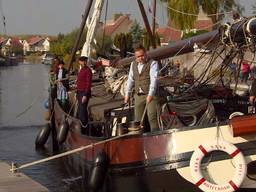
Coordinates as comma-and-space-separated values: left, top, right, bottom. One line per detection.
81, 0, 104, 57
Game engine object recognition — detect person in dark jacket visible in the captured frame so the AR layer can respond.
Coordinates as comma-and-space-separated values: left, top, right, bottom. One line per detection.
56, 60, 69, 111
49, 58, 61, 101
76, 56, 92, 127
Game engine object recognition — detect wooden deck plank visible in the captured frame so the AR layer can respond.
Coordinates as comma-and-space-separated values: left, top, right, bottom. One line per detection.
0, 162, 48, 192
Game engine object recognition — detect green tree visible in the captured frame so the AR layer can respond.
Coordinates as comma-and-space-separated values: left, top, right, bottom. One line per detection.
155, 32, 161, 47
167, 0, 198, 30
93, 32, 113, 57
166, 0, 241, 30
200, 0, 239, 24
141, 30, 161, 50
129, 20, 143, 45
141, 30, 150, 50
114, 32, 133, 52
125, 33, 133, 52
57, 33, 64, 41
50, 28, 87, 57
113, 33, 127, 58
114, 33, 122, 49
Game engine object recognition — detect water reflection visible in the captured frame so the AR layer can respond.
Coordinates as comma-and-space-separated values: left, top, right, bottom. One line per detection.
0, 64, 49, 127
0, 63, 75, 192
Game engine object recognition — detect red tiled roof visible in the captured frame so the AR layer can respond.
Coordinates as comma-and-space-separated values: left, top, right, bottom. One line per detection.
28, 36, 44, 45
0, 37, 6, 44
103, 15, 132, 36
10, 37, 23, 47
195, 20, 213, 31
156, 27, 182, 43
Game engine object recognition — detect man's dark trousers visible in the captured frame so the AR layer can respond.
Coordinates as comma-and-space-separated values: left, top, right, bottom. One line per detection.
77, 92, 89, 127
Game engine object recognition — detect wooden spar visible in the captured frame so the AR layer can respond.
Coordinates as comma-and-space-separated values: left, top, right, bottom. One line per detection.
137, 0, 156, 49
115, 30, 219, 68
152, 0, 156, 47
115, 16, 256, 68
68, 0, 93, 72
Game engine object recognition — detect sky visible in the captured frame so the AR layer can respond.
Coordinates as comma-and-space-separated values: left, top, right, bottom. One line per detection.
0, 0, 255, 36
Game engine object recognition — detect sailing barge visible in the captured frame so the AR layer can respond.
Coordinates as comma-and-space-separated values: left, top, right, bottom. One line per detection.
52, 99, 256, 192
35, 0, 256, 191
42, 17, 256, 192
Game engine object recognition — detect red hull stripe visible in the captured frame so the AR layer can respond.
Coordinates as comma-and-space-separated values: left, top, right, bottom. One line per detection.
199, 145, 208, 155
229, 180, 238, 190
230, 149, 240, 158
195, 178, 205, 187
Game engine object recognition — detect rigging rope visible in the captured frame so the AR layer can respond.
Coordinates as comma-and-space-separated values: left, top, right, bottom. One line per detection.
160, 1, 232, 17
101, 0, 108, 52
0, 0, 6, 35
10, 131, 140, 173
159, 39, 191, 73
149, 7, 223, 32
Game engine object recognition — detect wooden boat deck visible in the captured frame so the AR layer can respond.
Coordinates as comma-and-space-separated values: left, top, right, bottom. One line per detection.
0, 162, 48, 192
78, 82, 124, 121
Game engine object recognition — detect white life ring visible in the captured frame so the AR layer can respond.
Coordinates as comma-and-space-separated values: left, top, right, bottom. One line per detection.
190, 139, 247, 192
229, 112, 244, 120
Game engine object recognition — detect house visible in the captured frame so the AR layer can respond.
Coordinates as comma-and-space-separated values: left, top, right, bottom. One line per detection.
0, 37, 8, 56
194, 7, 213, 32
20, 40, 30, 55
0, 37, 23, 56
10, 37, 23, 50
156, 27, 182, 46
101, 14, 133, 38
0, 37, 7, 45
157, 7, 213, 45
27, 36, 50, 53
0, 36, 51, 56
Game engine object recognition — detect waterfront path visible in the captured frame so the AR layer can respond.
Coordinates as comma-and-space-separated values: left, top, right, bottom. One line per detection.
0, 161, 48, 192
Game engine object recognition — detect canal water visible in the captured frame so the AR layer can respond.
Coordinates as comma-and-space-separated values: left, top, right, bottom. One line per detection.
0, 63, 76, 192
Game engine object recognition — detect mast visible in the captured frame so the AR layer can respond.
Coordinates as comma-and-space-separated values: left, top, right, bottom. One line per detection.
81, 0, 105, 58
68, 0, 94, 72
137, 0, 156, 49
152, 0, 156, 46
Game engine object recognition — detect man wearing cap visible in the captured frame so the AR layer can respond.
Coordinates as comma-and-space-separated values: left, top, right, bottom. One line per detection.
76, 56, 92, 127
124, 45, 159, 131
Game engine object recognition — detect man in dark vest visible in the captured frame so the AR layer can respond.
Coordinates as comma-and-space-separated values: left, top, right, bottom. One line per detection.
124, 45, 159, 131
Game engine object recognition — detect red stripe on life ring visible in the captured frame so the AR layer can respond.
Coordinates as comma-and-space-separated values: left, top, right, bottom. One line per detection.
195, 178, 206, 187
199, 145, 208, 155
229, 180, 238, 190
230, 149, 240, 158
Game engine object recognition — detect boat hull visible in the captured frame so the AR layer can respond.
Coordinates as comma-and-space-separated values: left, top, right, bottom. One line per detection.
62, 151, 201, 192
53, 101, 256, 191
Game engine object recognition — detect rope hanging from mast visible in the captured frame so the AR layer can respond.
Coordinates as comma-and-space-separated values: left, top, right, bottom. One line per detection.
101, 0, 108, 52
0, 0, 7, 35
